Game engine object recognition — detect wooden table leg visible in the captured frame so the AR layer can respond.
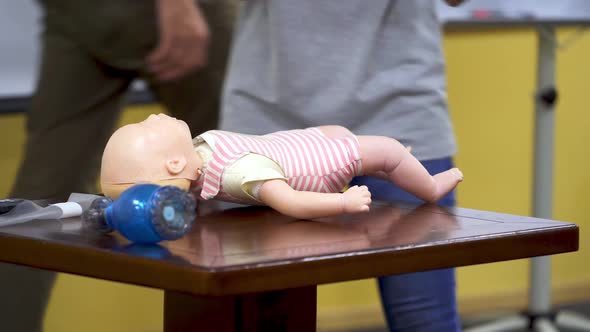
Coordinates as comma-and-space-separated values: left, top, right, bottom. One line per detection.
164, 286, 317, 332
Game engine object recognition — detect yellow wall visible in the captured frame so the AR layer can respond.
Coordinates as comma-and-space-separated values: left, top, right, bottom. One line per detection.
318, 27, 590, 319
0, 27, 587, 331
449, 27, 537, 300
451, 26, 590, 298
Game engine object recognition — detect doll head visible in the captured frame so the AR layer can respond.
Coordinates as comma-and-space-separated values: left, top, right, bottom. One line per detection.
100, 113, 202, 198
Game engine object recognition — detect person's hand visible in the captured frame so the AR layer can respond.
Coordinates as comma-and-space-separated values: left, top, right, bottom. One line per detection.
341, 185, 372, 214
443, 0, 466, 6
148, 0, 210, 81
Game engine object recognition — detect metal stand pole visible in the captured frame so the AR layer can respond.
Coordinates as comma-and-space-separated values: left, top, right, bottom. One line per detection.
528, 23, 558, 330
466, 25, 590, 332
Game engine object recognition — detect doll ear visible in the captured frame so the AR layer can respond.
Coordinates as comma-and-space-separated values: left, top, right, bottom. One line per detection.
165, 156, 188, 175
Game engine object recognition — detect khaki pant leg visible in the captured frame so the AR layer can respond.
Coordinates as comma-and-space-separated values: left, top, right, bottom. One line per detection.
4, 22, 131, 332
10, 22, 132, 201
147, 0, 236, 134
0, 263, 58, 332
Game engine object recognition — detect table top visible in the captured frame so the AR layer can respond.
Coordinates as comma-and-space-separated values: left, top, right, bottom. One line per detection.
0, 201, 578, 296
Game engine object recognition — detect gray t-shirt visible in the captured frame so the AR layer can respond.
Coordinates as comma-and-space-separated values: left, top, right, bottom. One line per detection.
221, 0, 456, 160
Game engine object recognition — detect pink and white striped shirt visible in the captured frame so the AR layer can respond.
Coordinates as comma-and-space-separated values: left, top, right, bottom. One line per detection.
195, 127, 362, 201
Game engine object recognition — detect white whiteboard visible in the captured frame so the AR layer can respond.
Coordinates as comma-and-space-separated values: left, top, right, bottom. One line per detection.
438, 0, 590, 23
0, 1, 41, 99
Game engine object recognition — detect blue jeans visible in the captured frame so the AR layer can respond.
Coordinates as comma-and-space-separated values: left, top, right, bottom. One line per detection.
350, 157, 461, 332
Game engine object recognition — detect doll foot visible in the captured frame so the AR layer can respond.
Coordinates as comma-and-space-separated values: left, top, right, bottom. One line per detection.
429, 168, 463, 203
450, 167, 463, 181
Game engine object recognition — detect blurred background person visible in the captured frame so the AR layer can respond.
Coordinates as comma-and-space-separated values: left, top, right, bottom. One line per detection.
2, 0, 235, 330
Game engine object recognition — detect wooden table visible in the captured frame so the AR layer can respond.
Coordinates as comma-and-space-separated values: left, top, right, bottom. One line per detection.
0, 201, 578, 331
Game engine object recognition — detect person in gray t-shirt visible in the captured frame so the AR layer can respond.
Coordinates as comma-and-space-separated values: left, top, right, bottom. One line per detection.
221, 0, 464, 331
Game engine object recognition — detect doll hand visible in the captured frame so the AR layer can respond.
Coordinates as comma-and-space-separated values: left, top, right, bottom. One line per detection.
342, 185, 372, 214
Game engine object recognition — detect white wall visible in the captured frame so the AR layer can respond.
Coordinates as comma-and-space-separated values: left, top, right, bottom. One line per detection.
0, 1, 41, 98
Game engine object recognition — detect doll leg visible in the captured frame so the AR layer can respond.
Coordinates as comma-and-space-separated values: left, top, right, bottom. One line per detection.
357, 136, 462, 203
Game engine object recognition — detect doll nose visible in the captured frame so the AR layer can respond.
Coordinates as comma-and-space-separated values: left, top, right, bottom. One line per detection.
157, 113, 175, 120
146, 113, 173, 121
147, 114, 160, 121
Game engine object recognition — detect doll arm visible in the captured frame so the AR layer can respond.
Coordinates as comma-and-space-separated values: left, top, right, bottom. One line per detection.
258, 179, 371, 220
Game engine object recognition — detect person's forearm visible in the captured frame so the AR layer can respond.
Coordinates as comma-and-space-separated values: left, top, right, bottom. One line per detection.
157, 0, 195, 11
156, 0, 202, 25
